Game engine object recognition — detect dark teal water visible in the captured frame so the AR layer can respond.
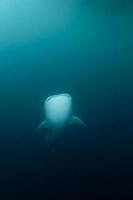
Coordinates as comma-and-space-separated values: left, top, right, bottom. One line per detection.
0, 1, 133, 199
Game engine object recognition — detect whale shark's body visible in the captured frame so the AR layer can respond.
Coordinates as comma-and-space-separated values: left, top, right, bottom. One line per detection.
37, 93, 86, 145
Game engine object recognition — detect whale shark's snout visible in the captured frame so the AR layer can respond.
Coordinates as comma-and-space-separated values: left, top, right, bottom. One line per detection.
45, 93, 72, 129
36, 93, 86, 143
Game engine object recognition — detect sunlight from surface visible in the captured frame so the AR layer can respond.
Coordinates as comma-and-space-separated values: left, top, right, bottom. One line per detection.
0, 0, 78, 47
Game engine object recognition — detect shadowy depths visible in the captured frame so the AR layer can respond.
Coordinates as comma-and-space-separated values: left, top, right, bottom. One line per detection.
1, 123, 131, 199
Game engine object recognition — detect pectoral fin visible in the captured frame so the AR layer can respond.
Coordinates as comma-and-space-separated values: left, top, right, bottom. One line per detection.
69, 115, 86, 127
36, 120, 47, 132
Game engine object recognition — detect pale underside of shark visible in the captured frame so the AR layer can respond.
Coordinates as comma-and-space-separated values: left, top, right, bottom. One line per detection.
37, 93, 86, 145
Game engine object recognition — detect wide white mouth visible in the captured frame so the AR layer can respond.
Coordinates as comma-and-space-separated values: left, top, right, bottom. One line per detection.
46, 93, 71, 103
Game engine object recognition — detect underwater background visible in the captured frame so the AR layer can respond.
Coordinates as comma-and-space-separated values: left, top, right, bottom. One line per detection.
0, 0, 133, 199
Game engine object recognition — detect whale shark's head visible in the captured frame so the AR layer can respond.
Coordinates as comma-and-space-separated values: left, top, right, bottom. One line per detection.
44, 93, 72, 129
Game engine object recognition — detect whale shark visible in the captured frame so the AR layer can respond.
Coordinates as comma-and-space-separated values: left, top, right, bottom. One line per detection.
36, 93, 86, 144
